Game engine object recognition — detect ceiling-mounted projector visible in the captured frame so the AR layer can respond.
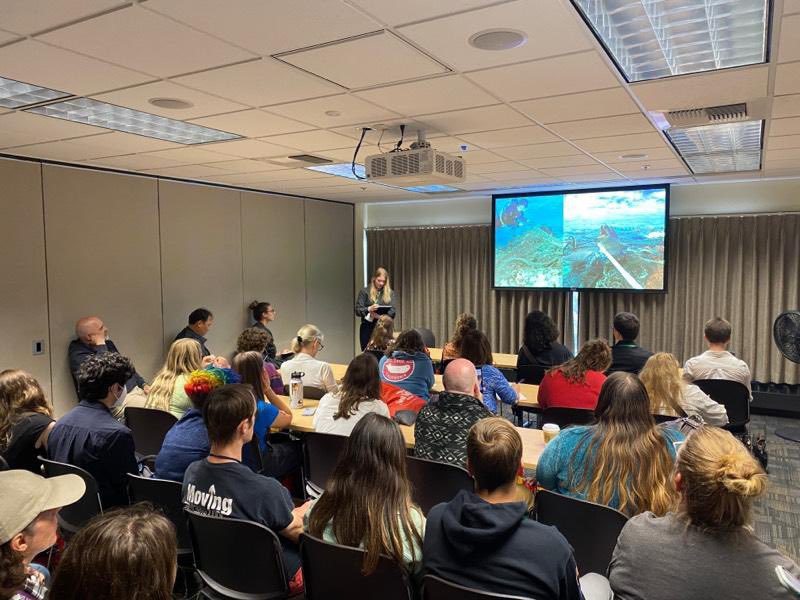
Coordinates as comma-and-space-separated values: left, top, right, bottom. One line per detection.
364, 130, 466, 186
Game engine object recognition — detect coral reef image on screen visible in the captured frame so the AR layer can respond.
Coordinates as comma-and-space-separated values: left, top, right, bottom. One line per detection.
494, 187, 667, 290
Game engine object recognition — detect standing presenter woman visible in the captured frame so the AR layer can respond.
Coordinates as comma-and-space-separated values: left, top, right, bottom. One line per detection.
356, 267, 396, 351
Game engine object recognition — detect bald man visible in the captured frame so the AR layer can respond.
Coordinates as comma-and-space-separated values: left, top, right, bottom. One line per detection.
68, 316, 146, 397
414, 358, 493, 468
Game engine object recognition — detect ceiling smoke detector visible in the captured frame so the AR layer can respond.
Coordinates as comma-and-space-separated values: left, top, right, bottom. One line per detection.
468, 29, 527, 51
148, 97, 194, 110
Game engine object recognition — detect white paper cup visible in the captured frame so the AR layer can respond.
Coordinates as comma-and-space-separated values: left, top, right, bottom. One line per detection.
542, 423, 561, 443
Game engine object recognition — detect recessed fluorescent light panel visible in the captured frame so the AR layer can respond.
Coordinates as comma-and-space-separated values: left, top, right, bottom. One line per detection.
306, 162, 366, 180
0, 75, 70, 108
403, 185, 459, 193
25, 98, 240, 144
666, 120, 763, 174
571, 0, 770, 82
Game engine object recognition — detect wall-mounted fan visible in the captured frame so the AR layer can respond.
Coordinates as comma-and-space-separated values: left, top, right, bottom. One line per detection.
773, 311, 800, 442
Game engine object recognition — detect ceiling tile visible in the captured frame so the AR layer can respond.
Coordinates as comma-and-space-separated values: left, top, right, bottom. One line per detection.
493, 141, 581, 160
173, 58, 342, 108
590, 146, 677, 163
775, 62, 800, 96
354, 75, 498, 116
557, 173, 626, 183
317, 145, 379, 163
266, 94, 400, 128
141, 164, 234, 178
513, 88, 639, 124
38, 5, 255, 78
765, 147, 800, 161
349, 0, 495, 26
417, 105, 531, 136
84, 153, 186, 171
770, 117, 800, 136
575, 132, 666, 152
0, 0, 126, 35
470, 161, 530, 174
398, 0, 592, 71
778, 14, 800, 62
0, 29, 19, 44
631, 67, 769, 111
203, 171, 296, 185
71, 131, 180, 154
459, 149, 506, 164
466, 52, 619, 102
200, 138, 296, 158
203, 159, 288, 173
260, 130, 358, 152
0, 111, 108, 147
92, 81, 247, 119
5, 138, 111, 161
0, 39, 153, 96
190, 109, 311, 137
144, 147, 233, 164
144, 0, 380, 55
519, 155, 598, 169
458, 124, 558, 148
483, 172, 556, 183
276, 30, 448, 89
538, 164, 618, 177
613, 158, 687, 174
767, 134, 800, 150
772, 94, 800, 118
2, 133, 180, 161
786, 0, 800, 14
548, 114, 655, 140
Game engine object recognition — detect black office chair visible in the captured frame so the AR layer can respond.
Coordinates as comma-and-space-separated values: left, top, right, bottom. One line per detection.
186, 510, 289, 600
303, 431, 348, 496
365, 349, 386, 363
438, 358, 455, 375
406, 456, 473, 515
534, 489, 628, 575
249, 436, 265, 474
693, 379, 750, 432
516, 365, 547, 385
652, 413, 678, 424
39, 458, 101, 534
300, 533, 413, 600
303, 386, 327, 400
0, 455, 8, 471
540, 407, 595, 429
423, 574, 534, 599
414, 327, 436, 349
125, 407, 178, 456
127, 474, 192, 557
498, 367, 517, 383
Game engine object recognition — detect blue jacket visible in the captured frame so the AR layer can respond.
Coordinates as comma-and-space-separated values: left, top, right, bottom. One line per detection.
379, 351, 435, 401
155, 409, 209, 482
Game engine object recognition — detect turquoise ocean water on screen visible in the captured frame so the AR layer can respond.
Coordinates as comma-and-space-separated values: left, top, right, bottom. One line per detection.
494, 188, 666, 289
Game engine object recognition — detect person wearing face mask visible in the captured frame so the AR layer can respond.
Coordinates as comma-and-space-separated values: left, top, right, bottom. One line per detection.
47, 353, 139, 508
355, 267, 396, 351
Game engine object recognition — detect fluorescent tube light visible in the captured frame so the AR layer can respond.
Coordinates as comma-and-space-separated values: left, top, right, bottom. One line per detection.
666, 120, 762, 174
25, 98, 240, 144
402, 185, 459, 193
0, 75, 70, 109
571, 0, 770, 82
306, 162, 366, 180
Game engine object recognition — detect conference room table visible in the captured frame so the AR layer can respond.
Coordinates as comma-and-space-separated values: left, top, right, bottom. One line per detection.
283, 397, 546, 470
427, 347, 518, 370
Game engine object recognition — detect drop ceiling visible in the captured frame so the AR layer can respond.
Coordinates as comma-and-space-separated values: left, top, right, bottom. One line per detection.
0, 0, 797, 204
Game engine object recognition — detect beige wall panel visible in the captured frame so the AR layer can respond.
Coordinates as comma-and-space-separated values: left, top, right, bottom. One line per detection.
42, 165, 162, 415
159, 180, 242, 360
304, 199, 355, 364
241, 192, 306, 353
0, 158, 51, 400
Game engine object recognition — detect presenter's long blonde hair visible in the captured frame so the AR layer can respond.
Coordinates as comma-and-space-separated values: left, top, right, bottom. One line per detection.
640, 352, 686, 417
146, 339, 203, 412
368, 267, 392, 305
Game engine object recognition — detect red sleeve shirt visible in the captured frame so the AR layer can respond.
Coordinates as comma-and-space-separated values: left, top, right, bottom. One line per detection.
537, 369, 606, 411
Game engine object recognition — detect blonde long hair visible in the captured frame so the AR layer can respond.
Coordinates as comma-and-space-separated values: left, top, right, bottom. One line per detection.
291, 324, 324, 354
677, 427, 767, 530
368, 267, 392, 305
569, 372, 678, 516
0, 370, 53, 450
640, 352, 686, 416
146, 339, 203, 412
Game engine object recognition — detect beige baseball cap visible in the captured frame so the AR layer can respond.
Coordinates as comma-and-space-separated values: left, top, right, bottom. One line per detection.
0, 470, 86, 544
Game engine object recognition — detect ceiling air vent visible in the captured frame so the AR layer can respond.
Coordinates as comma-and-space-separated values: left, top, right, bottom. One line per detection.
286, 154, 332, 165
664, 103, 748, 129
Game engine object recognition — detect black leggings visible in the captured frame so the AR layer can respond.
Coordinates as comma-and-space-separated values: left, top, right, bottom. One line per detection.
359, 320, 376, 351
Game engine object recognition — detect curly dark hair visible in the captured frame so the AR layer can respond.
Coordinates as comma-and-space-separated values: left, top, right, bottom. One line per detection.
391, 329, 426, 356
0, 540, 26, 597
236, 327, 270, 353
522, 311, 560, 354
76, 353, 134, 402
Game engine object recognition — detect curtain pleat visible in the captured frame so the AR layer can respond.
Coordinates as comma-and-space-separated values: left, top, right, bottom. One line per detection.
366, 226, 571, 355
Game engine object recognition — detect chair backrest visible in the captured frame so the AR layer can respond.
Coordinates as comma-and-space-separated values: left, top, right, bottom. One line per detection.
249, 436, 265, 474
692, 379, 750, 429
652, 413, 677, 424
39, 457, 101, 533
498, 367, 517, 383
423, 574, 534, 600
534, 489, 628, 575
186, 510, 289, 600
303, 386, 327, 400
127, 474, 191, 555
414, 328, 436, 349
125, 407, 178, 456
516, 364, 547, 385
300, 533, 413, 600
540, 407, 595, 429
365, 349, 386, 363
438, 358, 455, 375
304, 432, 348, 491
406, 456, 473, 515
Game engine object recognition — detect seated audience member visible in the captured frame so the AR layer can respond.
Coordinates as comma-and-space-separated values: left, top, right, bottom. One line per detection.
174, 308, 214, 357
232, 352, 300, 479
68, 316, 147, 394
459, 330, 517, 413
155, 367, 238, 482
49, 504, 176, 600
249, 300, 278, 363
425, 418, 609, 600
684, 317, 752, 398
640, 353, 728, 426
314, 353, 389, 436
516, 311, 573, 380
365, 315, 395, 359
538, 339, 611, 411
144, 338, 203, 419
609, 427, 799, 600
306, 413, 425, 583
608, 312, 653, 375
379, 330, 435, 402
279, 324, 338, 394
47, 353, 139, 508
236, 327, 285, 394
182, 384, 309, 593
536, 372, 683, 516
0, 371, 55, 473
441, 313, 478, 361
414, 359, 492, 468
0, 470, 85, 600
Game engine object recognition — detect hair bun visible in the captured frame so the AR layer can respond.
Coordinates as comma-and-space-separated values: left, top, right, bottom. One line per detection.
248, 300, 260, 310
717, 455, 767, 497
